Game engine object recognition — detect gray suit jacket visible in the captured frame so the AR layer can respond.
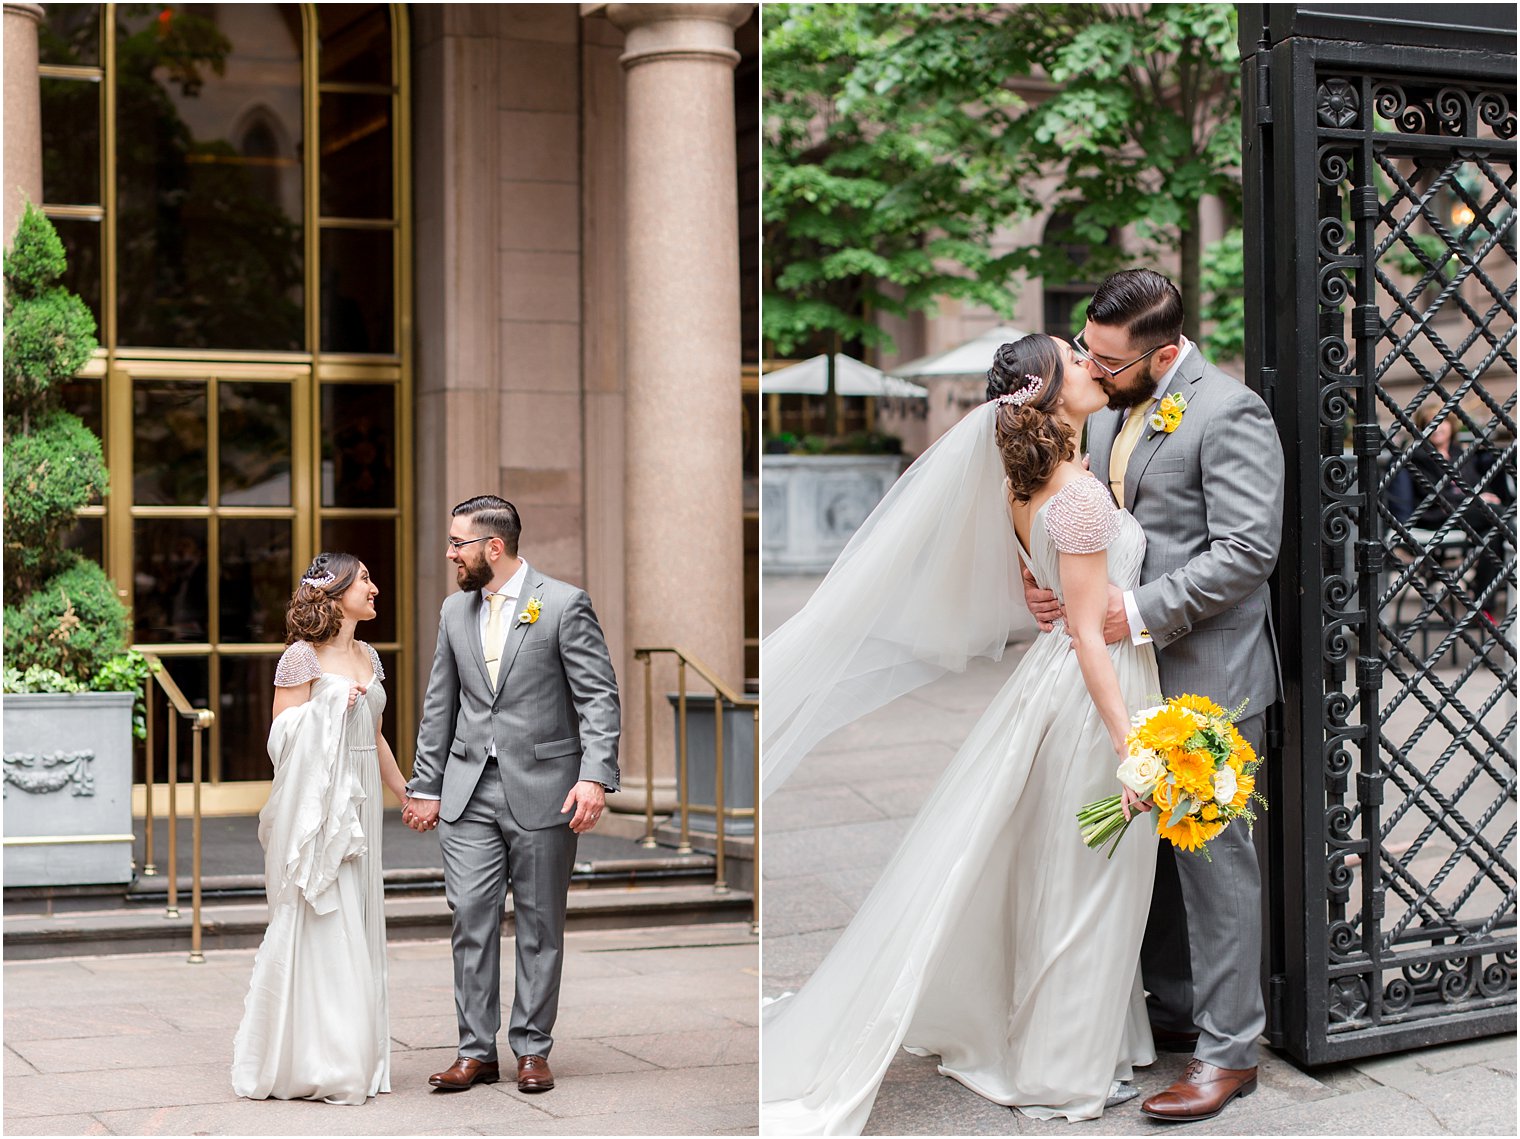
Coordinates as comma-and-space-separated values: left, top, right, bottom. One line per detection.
407, 565, 621, 829
1088, 349, 1284, 716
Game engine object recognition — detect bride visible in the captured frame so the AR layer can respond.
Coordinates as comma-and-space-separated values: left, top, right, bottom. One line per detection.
231, 552, 410, 1105
761, 334, 1162, 1134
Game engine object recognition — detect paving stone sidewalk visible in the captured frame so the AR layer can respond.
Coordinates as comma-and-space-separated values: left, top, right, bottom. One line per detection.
762, 573, 1517, 1137
3, 923, 758, 1136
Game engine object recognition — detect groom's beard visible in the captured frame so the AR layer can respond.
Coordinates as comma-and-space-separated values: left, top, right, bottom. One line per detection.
1103, 364, 1158, 411
455, 553, 493, 593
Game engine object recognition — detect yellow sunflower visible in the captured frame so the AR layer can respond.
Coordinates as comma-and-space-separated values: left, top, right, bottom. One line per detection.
1169, 747, 1217, 800
1175, 693, 1225, 718
1230, 771, 1256, 812
1139, 706, 1203, 751
1158, 813, 1223, 852
1202, 803, 1220, 821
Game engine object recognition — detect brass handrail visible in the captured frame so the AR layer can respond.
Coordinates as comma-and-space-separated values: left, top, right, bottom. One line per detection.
139, 653, 216, 964
631, 646, 758, 931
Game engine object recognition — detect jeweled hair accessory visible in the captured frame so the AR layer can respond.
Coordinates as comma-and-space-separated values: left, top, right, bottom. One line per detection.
301, 572, 336, 589
996, 373, 1046, 408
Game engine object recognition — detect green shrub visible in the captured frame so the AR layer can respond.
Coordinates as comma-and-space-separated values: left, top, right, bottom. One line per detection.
1, 203, 67, 297
4, 410, 107, 589
4, 557, 132, 681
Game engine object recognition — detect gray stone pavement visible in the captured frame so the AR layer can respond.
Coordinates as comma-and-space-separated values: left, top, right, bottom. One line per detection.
3, 922, 757, 1136
761, 572, 1517, 1137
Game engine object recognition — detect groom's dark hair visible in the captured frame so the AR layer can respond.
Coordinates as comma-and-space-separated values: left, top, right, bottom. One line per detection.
1086, 269, 1184, 350
453, 495, 522, 557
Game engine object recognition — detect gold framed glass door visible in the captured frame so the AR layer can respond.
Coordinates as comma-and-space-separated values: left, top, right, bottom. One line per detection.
38, 4, 412, 815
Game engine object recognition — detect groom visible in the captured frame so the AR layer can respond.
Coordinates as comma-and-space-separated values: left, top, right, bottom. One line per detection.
1021, 269, 1284, 1123
404, 495, 621, 1093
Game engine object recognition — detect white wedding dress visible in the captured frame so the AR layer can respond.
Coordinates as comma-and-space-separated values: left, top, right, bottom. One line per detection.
230, 641, 391, 1105
762, 474, 1162, 1135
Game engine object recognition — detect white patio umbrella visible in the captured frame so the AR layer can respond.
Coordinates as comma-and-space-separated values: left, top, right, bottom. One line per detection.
760, 353, 928, 398
889, 324, 1031, 381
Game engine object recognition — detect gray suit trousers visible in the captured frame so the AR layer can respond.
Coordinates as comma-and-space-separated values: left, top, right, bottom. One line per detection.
1140, 711, 1268, 1070
438, 761, 577, 1061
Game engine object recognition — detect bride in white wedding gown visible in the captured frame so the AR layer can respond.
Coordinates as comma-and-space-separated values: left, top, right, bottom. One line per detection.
761, 335, 1162, 1134
231, 553, 410, 1105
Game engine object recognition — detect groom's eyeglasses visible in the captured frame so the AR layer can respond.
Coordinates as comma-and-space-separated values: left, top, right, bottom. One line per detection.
447, 536, 492, 551
1072, 332, 1162, 380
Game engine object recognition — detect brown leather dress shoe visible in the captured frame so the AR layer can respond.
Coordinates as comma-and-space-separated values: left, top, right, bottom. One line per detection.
1141, 1059, 1257, 1122
1150, 1025, 1201, 1054
429, 1056, 500, 1091
517, 1054, 555, 1092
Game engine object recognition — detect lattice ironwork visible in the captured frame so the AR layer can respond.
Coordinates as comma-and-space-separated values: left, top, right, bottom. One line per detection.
1245, 15, 1517, 1066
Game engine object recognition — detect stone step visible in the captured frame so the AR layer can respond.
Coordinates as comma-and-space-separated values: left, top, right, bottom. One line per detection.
1, 881, 754, 960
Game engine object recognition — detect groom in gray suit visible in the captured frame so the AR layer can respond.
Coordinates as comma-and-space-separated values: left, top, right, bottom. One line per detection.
1022, 270, 1284, 1123
404, 495, 620, 1094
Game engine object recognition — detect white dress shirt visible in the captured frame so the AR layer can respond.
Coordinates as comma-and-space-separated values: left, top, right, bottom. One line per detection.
408, 559, 529, 800
1121, 338, 1194, 646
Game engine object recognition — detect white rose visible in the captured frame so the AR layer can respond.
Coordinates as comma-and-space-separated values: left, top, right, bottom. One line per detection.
1117, 748, 1163, 796
1213, 766, 1238, 806
1131, 704, 1166, 727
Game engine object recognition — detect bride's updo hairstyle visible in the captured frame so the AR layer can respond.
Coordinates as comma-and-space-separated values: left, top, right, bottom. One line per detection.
285, 551, 362, 646
988, 334, 1076, 503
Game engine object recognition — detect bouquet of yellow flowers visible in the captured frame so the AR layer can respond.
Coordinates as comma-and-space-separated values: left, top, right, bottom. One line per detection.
1077, 694, 1262, 860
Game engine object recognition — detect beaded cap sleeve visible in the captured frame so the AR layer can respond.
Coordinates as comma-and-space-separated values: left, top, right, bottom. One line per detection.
273, 640, 322, 688
1044, 476, 1123, 555
364, 642, 385, 682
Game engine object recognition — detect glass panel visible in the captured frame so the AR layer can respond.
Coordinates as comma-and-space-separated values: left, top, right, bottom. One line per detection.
115, 5, 304, 350
318, 5, 391, 85
320, 228, 394, 353
41, 77, 100, 205
48, 216, 102, 331
133, 518, 209, 643
322, 383, 396, 507
219, 655, 279, 782
62, 516, 104, 564
136, 655, 209, 784
377, 650, 398, 761
40, 3, 100, 67
134, 381, 207, 505
219, 382, 292, 506
60, 379, 105, 504
320, 517, 396, 642
220, 519, 293, 643
319, 93, 393, 218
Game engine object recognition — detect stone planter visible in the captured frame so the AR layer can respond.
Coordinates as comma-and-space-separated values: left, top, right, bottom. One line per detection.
666, 693, 757, 836
2, 691, 136, 887
761, 454, 907, 574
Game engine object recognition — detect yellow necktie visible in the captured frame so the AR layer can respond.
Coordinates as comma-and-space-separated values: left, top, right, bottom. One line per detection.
1109, 401, 1156, 509
484, 593, 509, 687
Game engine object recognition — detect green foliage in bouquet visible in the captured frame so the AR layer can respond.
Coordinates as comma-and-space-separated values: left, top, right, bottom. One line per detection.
3, 202, 141, 713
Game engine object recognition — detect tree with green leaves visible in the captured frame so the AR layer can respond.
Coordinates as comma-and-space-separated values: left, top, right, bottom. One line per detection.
765, 2, 1244, 359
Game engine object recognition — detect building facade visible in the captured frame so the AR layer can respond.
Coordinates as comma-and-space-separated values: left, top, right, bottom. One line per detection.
4, 1, 759, 815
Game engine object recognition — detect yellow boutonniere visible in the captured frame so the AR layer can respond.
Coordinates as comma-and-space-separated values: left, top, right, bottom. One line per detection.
1148, 392, 1188, 434
518, 597, 542, 625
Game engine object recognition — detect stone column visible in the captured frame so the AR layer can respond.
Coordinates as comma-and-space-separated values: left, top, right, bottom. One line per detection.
3, 3, 44, 243
606, 3, 750, 803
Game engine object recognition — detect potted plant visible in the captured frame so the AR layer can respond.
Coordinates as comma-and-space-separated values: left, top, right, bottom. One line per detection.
2, 203, 152, 888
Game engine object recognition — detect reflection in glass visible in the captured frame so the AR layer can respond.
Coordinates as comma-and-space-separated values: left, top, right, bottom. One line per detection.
321, 517, 396, 642
134, 381, 207, 505
136, 655, 209, 784
220, 655, 279, 782
319, 6, 390, 85
220, 519, 293, 643
320, 228, 394, 353
320, 93, 393, 219
40, 3, 100, 67
115, 5, 304, 350
322, 384, 395, 507
49, 216, 102, 330
134, 518, 209, 643
220, 383, 292, 506
41, 77, 101, 205
62, 516, 104, 565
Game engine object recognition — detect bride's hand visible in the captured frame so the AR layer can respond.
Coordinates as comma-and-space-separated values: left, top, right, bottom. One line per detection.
346, 683, 367, 710
1120, 785, 1152, 821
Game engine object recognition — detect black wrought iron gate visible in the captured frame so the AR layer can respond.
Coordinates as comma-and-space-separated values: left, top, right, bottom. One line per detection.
1241, 6, 1517, 1065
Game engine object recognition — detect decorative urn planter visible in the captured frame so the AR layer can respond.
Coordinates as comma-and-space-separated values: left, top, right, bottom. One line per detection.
2, 691, 136, 887
666, 693, 758, 836
761, 454, 907, 575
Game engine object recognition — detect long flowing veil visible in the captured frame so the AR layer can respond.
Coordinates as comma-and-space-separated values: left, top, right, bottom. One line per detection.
761, 400, 1033, 798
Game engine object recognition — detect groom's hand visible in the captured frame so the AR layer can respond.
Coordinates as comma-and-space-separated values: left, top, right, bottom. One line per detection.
404, 798, 440, 832
561, 780, 605, 833
1102, 585, 1130, 645
1021, 564, 1062, 632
